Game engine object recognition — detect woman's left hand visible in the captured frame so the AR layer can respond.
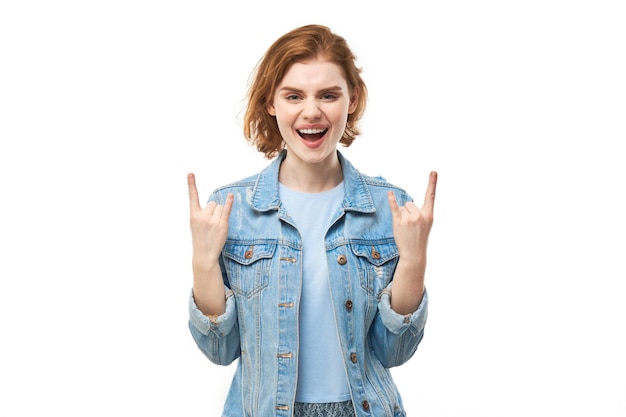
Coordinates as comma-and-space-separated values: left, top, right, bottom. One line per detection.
386, 171, 437, 314
388, 171, 437, 261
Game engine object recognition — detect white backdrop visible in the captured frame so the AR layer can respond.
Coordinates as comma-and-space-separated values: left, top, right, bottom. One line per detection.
1, 1, 625, 416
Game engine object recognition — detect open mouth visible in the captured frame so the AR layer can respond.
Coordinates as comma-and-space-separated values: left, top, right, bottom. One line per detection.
297, 128, 328, 141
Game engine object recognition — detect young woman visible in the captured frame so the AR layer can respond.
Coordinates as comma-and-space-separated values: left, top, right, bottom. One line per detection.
187, 24, 437, 417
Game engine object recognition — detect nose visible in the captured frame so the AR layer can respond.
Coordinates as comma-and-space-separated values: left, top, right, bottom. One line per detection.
302, 98, 321, 119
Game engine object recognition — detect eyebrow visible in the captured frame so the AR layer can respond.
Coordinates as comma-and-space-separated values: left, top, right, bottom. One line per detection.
277, 85, 345, 94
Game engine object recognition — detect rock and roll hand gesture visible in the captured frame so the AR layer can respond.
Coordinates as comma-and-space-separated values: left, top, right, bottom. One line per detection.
387, 171, 438, 315
187, 171, 437, 316
188, 173, 234, 316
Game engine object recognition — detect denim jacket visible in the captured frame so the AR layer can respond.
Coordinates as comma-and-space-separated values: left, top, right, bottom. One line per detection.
189, 151, 428, 417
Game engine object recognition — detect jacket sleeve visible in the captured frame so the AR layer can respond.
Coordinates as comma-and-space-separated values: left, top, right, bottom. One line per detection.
369, 284, 428, 368
188, 288, 241, 365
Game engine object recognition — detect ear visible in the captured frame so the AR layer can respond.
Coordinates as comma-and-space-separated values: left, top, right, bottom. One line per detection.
267, 102, 276, 116
348, 89, 359, 114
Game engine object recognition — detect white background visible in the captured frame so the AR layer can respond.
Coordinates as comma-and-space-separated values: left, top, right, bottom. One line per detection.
1, 1, 625, 416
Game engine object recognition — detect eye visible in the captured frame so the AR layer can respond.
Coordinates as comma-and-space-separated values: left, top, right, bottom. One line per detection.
286, 94, 301, 101
321, 93, 338, 100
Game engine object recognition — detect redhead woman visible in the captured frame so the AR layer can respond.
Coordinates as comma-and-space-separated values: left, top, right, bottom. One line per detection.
187, 24, 437, 417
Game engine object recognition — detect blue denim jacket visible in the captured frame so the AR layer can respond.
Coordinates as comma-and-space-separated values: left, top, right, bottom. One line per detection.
189, 151, 428, 417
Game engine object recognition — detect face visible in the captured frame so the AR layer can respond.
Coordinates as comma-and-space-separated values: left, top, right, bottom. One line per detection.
268, 57, 358, 168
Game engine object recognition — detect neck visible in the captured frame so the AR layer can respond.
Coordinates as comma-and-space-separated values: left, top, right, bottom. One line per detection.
279, 153, 343, 193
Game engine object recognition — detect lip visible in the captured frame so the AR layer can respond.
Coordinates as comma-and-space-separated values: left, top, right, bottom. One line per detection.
295, 125, 328, 149
296, 124, 328, 132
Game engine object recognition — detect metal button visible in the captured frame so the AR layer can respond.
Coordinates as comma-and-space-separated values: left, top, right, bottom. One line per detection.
244, 249, 253, 259
345, 300, 353, 311
371, 248, 381, 259
350, 352, 357, 363
337, 255, 347, 265
362, 400, 370, 411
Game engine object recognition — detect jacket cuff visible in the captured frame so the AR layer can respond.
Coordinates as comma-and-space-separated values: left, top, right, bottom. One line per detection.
188, 288, 237, 337
378, 285, 429, 335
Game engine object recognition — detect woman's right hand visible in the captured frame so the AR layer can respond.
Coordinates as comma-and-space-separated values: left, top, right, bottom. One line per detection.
187, 173, 234, 263
187, 173, 234, 315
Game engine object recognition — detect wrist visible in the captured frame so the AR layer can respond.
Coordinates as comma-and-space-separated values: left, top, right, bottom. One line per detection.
396, 254, 426, 274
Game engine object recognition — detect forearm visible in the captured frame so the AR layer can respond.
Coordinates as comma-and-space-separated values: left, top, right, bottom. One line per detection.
390, 255, 426, 315
192, 256, 226, 316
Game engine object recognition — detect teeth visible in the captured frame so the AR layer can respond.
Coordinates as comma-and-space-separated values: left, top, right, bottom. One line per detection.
298, 128, 326, 134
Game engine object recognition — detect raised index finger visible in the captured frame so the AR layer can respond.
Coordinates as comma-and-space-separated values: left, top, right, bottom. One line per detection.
187, 173, 201, 211
387, 191, 402, 220
422, 171, 438, 212
222, 193, 234, 220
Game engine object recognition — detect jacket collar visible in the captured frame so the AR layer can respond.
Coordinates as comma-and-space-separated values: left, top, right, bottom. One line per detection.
248, 150, 376, 214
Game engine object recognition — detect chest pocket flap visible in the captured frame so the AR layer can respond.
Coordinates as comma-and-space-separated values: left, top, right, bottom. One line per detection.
350, 242, 398, 266
223, 243, 276, 265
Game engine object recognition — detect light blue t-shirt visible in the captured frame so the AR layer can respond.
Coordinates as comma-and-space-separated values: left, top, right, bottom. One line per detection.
279, 182, 351, 403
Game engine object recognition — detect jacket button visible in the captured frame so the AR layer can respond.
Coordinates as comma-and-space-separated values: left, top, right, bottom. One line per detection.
244, 249, 253, 259
345, 300, 353, 311
337, 255, 347, 265
371, 248, 381, 259
362, 400, 370, 411
350, 352, 357, 363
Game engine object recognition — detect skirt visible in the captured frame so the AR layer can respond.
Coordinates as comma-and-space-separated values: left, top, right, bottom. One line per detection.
293, 401, 356, 417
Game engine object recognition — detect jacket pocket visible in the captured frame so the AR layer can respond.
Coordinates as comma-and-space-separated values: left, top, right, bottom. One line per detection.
223, 243, 275, 298
350, 242, 398, 296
